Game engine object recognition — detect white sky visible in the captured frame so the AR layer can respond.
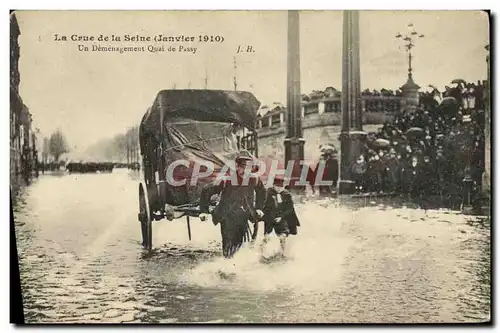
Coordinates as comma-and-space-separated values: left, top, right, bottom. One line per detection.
16, 10, 489, 152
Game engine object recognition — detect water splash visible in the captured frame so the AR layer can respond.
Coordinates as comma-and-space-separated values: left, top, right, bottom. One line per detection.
181, 202, 355, 294
14, 172, 490, 323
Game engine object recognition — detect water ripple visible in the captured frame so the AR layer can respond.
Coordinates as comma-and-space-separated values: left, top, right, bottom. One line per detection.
13, 172, 491, 323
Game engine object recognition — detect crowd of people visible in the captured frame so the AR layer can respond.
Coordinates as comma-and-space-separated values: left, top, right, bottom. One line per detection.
66, 162, 115, 173
37, 161, 65, 173
309, 83, 486, 204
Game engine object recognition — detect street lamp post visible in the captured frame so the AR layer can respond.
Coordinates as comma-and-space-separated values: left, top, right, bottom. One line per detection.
396, 24, 424, 107
396, 23, 424, 81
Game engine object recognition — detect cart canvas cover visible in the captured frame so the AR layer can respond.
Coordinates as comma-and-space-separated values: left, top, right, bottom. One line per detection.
139, 90, 261, 206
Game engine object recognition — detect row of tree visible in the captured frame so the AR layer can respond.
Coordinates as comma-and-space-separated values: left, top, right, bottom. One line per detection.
41, 129, 70, 163
84, 126, 140, 163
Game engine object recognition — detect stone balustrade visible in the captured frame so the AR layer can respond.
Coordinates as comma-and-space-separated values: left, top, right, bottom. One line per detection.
257, 95, 404, 137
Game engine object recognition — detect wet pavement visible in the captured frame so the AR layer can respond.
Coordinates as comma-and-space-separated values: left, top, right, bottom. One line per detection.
12, 170, 491, 323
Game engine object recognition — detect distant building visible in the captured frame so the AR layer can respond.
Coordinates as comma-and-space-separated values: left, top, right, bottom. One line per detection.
257, 104, 285, 129
257, 87, 408, 130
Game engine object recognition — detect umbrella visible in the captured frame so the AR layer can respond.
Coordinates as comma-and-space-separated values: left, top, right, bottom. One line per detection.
373, 138, 390, 148
349, 131, 368, 136
349, 131, 368, 143
439, 96, 460, 118
439, 96, 459, 108
406, 127, 424, 133
406, 127, 425, 139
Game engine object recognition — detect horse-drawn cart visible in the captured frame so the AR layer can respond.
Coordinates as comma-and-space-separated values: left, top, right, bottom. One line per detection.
137, 90, 261, 251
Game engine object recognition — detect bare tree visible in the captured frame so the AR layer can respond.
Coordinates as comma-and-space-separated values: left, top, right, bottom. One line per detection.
42, 137, 49, 163
48, 129, 69, 162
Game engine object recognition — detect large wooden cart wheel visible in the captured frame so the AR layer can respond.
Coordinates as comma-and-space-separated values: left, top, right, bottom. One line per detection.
138, 182, 153, 251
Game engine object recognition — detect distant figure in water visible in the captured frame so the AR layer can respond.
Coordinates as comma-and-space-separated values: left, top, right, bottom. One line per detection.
261, 175, 301, 258
311, 152, 339, 195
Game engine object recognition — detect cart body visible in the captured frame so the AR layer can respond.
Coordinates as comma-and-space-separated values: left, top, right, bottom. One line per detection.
137, 90, 261, 250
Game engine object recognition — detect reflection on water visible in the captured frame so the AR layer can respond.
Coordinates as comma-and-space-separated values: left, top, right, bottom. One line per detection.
13, 171, 490, 323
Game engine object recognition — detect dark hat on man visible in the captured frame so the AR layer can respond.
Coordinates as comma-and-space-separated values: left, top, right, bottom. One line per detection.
235, 150, 254, 163
273, 174, 289, 186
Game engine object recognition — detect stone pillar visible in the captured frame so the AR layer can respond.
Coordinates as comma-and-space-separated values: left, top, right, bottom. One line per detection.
339, 10, 365, 195
353, 13, 362, 131
400, 76, 420, 107
284, 10, 305, 188
318, 101, 325, 115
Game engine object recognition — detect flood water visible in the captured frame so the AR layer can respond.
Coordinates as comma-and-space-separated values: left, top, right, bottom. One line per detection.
12, 170, 491, 323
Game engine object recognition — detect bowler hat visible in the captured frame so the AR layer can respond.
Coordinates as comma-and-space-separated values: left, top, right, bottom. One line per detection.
273, 174, 288, 185
235, 150, 254, 163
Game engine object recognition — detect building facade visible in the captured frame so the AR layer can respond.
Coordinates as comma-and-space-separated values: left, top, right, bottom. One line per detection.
11, 12, 37, 193
11, 12, 22, 188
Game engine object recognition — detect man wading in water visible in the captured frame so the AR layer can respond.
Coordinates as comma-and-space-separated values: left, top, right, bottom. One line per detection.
261, 174, 301, 258
199, 150, 266, 258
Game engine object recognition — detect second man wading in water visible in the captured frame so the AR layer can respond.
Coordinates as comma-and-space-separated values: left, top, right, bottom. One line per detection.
260, 174, 301, 258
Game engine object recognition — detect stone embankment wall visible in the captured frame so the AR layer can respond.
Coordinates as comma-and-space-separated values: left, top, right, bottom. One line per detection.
257, 111, 385, 163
